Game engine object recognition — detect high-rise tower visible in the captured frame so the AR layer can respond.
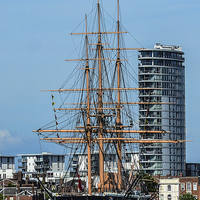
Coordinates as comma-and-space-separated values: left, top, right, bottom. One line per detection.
138, 43, 185, 176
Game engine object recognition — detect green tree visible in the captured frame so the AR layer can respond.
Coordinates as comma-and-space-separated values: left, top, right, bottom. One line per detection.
137, 171, 158, 192
0, 193, 4, 200
180, 193, 196, 200
142, 173, 158, 192
7, 183, 16, 187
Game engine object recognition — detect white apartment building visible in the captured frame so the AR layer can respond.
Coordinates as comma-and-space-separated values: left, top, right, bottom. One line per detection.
122, 152, 139, 172
0, 155, 16, 179
159, 178, 179, 200
138, 43, 185, 176
18, 152, 65, 183
69, 151, 139, 178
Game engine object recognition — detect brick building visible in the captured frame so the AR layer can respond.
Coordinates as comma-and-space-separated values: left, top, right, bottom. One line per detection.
179, 176, 200, 199
156, 174, 200, 199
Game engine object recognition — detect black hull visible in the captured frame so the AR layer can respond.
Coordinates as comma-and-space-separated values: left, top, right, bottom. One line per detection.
55, 196, 151, 200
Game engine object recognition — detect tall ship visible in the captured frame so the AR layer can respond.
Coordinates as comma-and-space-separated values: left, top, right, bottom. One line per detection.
33, 1, 187, 199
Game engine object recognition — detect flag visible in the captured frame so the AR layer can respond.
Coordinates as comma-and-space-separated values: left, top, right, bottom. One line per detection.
77, 172, 82, 191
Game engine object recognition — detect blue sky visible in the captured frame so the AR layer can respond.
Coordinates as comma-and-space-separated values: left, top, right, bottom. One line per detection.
0, 0, 200, 163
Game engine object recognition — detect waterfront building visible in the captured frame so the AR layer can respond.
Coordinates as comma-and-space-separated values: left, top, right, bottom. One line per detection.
138, 43, 185, 176
159, 178, 179, 200
69, 151, 139, 178
0, 155, 16, 179
17, 152, 65, 183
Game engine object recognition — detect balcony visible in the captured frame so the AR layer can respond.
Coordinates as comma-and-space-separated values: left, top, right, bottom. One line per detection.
43, 159, 50, 163
35, 165, 43, 169
72, 157, 78, 161
18, 165, 27, 170
139, 53, 184, 61
35, 158, 43, 162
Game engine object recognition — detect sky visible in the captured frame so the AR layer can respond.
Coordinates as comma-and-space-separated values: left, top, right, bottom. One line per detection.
0, 0, 200, 163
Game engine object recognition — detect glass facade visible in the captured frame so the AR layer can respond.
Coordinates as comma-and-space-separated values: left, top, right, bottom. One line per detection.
138, 44, 185, 176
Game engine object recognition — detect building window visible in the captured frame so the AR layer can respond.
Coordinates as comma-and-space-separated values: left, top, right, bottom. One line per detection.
193, 182, 197, 191
194, 195, 197, 199
160, 194, 164, 200
186, 182, 191, 191
167, 185, 171, 191
181, 183, 185, 191
3, 174, 6, 179
167, 194, 171, 200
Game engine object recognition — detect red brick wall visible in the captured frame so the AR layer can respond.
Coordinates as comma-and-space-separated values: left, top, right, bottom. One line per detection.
179, 177, 199, 199
6, 196, 35, 200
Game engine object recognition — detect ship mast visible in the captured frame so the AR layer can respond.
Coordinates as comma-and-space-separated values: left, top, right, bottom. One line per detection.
116, 0, 122, 190
85, 15, 92, 196
97, 0, 104, 192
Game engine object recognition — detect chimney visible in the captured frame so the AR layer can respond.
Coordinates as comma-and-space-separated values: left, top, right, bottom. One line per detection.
18, 171, 22, 182
26, 175, 29, 184
32, 183, 34, 195
166, 174, 170, 178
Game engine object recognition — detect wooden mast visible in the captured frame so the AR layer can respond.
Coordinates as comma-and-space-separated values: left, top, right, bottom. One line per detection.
85, 15, 92, 196
97, 0, 104, 192
116, 0, 122, 190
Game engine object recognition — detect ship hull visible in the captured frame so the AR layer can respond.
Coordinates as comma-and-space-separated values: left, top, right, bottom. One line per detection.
55, 195, 151, 200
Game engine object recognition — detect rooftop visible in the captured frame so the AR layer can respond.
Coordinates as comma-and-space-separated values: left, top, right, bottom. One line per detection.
154, 43, 182, 51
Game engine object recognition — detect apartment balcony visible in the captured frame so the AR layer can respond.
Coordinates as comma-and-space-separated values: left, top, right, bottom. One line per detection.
139, 122, 162, 126
35, 158, 43, 162
142, 151, 162, 155
91, 157, 98, 161
141, 144, 162, 148
35, 165, 43, 169
18, 165, 27, 170
138, 54, 184, 61
141, 159, 162, 163
43, 159, 50, 164
72, 157, 78, 161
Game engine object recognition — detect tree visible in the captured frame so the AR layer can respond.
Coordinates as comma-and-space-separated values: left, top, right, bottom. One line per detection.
142, 173, 158, 192
180, 193, 196, 200
7, 183, 16, 187
136, 171, 158, 193
0, 193, 4, 200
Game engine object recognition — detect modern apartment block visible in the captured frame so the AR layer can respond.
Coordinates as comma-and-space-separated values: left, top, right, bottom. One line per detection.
186, 163, 200, 176
18, 152, 65, 183
138, 43, 185, 176
69, 152, 117, 178
0, 155, 16, 179
69, 151, 139, 178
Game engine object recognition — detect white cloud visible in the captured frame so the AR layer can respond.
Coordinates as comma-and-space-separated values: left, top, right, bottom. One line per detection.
0, 130, 21, 150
